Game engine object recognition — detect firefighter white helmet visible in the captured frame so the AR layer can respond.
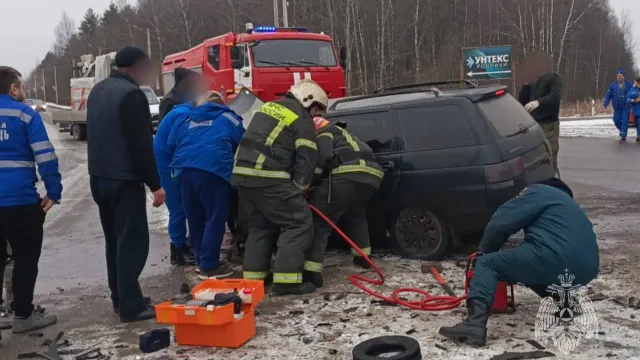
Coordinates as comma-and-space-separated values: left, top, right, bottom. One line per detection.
288, 79, 329, 111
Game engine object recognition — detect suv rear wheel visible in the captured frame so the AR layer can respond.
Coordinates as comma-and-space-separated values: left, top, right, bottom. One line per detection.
390, 207, 449, 260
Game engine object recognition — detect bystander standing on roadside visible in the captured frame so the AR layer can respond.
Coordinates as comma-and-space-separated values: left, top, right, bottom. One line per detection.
627, 77, 640, 143
604, 69, 634, 142
518, 52, 563, 177
86, 46, 165, 323
0, 66, 62, 334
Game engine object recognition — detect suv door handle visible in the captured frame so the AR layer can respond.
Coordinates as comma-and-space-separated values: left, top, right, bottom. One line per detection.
380, 161, 395, 172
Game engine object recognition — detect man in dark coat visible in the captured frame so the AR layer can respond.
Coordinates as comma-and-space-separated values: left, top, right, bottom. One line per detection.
159, 68, 201, 122
87, 46, 165, 323
439, 178, 599, 346
518, 52, 563, 176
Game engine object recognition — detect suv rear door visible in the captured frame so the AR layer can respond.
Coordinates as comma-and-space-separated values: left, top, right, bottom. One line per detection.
393, 99, 490, 233
325, 109, 402, 244
476, 93, 555, 200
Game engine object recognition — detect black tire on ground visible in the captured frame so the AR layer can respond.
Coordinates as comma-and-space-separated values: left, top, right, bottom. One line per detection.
389, 206, 450, 261
352, 335, 422, 360
71, 123, 87, 141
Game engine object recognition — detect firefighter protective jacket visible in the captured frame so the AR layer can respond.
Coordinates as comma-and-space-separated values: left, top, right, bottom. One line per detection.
231, 97, 317, 189
314, 124, 384, 190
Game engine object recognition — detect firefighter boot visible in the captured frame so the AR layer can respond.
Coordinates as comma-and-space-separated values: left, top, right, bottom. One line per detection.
170, 244, 196, 266
353, 256, 372, 270
272, 283, 316, 296
438, 300, 491, 346
303, 271, 324, 288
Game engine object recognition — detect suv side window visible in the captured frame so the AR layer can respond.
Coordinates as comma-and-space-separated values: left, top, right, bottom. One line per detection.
327, 111, 398, 154
396, 105, 477, 151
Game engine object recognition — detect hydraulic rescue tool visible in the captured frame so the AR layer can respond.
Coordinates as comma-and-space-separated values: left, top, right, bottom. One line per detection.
309, 205, 518, 312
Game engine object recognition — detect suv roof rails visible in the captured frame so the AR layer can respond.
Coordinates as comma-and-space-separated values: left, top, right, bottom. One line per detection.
329, 88, 443, 112
374, 80, 477, 94
328, 83, 507, 112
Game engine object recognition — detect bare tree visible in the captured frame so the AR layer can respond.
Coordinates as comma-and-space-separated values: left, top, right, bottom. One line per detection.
53, 12, 76, 57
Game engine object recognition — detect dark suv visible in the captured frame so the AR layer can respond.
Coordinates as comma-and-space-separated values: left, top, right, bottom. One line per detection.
325, 81, 555, 260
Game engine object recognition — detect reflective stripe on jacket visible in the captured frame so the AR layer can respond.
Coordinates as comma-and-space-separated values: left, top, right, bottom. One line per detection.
314, 124, 383, 189
231, 97, 317, 189
0, 95, 62, 206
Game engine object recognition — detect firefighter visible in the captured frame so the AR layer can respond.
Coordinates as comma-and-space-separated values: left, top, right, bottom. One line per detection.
232, 79, 327, 296
438, 178, 599, 347
303, 117, 384, 288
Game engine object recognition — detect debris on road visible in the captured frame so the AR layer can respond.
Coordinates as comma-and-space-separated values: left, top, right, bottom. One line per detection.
489, 350, 555, 360
525, 339, 546, 350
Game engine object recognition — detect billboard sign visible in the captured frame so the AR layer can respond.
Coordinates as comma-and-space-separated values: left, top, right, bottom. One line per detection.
463, 45, 512, 80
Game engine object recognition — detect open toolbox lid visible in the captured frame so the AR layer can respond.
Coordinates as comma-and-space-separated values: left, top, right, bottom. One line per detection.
155, 279, 265, 326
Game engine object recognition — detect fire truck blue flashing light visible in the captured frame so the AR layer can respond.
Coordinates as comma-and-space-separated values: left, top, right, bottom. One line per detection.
254, 26, 277, 32
253, 26, 309, 33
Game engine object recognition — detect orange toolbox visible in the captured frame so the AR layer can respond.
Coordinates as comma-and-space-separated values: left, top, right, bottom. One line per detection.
155, 279, 264, 348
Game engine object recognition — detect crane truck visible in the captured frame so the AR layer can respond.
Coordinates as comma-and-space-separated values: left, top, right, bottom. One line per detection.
51, 53, 161, 141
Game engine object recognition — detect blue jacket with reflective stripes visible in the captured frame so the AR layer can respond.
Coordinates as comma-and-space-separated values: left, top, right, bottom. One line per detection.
604, 80, 633, 110
168, 102, 245, 183
154, 102, 194, 178
0, 95, 62, 206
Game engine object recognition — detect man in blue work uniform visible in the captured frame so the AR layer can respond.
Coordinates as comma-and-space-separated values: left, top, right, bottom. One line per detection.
169, 91, 245, 280
627, 77, 640, 142
439, 178, 599, 346
155, 99, 197, 266
604, 69, 634, 142
0, 66, 62, 333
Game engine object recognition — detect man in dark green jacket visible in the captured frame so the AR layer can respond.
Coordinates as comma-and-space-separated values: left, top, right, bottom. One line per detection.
439, 178, 599, 346
518, 52, 563, 176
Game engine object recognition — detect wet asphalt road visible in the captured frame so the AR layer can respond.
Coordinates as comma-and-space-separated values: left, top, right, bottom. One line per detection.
34, 119, 172, 295
32, 116, 640, 296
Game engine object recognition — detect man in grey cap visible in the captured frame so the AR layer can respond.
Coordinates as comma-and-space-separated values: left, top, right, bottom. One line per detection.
87, 46, 165, 322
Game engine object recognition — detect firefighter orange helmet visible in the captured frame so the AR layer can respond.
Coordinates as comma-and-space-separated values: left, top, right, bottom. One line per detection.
313, 117, 330, 130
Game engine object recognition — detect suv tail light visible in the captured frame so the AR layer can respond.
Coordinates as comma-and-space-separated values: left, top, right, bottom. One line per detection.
484, 157, 526, 184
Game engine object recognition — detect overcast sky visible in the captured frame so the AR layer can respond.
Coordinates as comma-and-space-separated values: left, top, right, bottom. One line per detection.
1, 0, 639, 77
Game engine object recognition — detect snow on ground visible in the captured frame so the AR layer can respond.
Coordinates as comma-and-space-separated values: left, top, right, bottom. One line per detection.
561, 118, 638, 139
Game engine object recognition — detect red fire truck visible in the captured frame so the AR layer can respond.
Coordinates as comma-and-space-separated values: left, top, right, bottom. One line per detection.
161, 24, 347, 102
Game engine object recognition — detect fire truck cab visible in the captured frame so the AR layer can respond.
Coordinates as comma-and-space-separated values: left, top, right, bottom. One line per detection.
161, 24, 347, 102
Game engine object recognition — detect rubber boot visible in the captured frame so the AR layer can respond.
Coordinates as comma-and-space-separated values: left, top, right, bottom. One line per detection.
353, 256, 372, 270
303, 271, 324, 288
272, 283, 316, 296
438, 300, 491, 346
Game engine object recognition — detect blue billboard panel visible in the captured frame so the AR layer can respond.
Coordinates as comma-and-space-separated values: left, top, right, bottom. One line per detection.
463, 46, 512, 80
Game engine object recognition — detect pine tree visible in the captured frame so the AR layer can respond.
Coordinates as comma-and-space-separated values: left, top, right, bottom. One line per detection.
78, 8, 100, 37
101, 2, 119, 26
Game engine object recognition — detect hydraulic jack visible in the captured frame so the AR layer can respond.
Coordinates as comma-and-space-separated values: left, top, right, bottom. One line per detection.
464, 253, 516, 313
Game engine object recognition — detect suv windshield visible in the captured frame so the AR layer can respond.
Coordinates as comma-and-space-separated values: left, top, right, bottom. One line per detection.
141, 88, 160, 105
251, 40, 337, 68
477, 94, 537, 137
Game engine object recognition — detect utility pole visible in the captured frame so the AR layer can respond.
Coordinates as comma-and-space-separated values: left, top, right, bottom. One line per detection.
273, 0, 280, 27
282, 0, 289, 28
41, 70, 47, 102
146, 28, 152, 57
53, 66, 59, 104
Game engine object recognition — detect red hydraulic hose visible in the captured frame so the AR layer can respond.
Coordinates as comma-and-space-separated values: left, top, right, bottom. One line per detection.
309, 204, 467, 311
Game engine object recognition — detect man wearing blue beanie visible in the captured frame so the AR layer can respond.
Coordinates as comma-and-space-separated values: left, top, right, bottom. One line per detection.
604, 69, 634, 142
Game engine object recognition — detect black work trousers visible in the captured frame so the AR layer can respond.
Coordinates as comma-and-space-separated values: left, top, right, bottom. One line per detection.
240, 182, 313, 284
0, 202, 45, 317
306, 178, 376, 273
90, 176, 150, 318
